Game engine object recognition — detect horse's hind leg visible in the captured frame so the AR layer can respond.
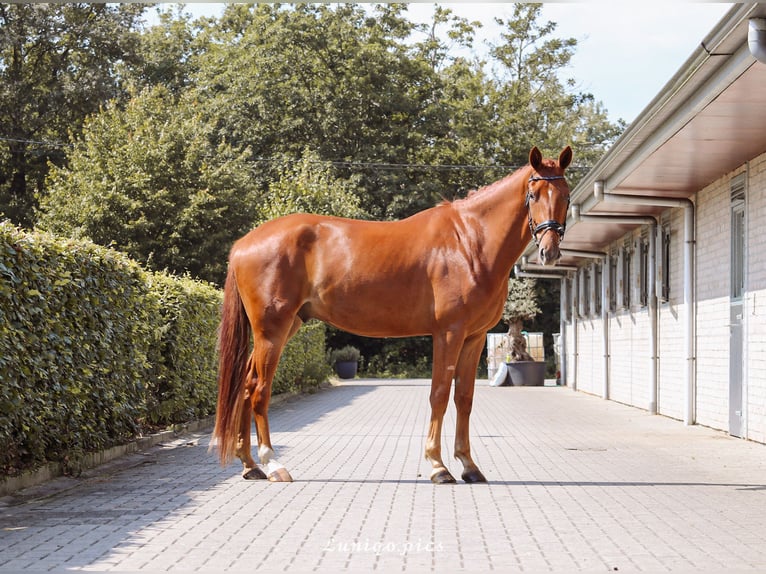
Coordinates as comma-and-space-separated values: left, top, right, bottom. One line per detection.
250, 315, 303, 483
453, 333, 487, 483
236, 358, 267, 480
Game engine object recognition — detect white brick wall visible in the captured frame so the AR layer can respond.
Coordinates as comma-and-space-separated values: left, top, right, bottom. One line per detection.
657, 207, 686, 421
609, 307, 651, 409
694, 173, 731, 431
574, 316, 602, 396
561, 151, 766, 445
745, 153, 766, 443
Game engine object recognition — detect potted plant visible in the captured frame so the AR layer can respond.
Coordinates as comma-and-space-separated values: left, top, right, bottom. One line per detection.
501, 277, 546, 386
329, 345, 361, 379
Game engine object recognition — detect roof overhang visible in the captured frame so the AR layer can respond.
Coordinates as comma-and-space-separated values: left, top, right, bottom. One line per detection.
523, 3, 766, 268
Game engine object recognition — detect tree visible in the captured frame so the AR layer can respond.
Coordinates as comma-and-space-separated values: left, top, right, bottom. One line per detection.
32, 2, 626, 375
256, 151, 368, 225
488, 3, 623, 174
121, 5, 203, 96
0, 3, 147, 226
38, 86, 257, 285
502, 277, 541, 361
194, 3, 452, 220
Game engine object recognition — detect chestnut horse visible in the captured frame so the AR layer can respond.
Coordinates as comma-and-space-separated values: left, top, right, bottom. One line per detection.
214, 145, 572, 483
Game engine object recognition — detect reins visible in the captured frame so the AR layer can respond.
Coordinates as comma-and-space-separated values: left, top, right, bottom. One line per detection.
525, 175, 569, 246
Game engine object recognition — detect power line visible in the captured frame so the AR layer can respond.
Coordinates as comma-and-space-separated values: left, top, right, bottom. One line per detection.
0, 136, 73, 149
0, 135, 591, 172
250, 157, 591, 173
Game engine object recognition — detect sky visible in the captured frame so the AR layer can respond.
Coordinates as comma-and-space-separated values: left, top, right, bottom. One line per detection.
157, 2, 734, 125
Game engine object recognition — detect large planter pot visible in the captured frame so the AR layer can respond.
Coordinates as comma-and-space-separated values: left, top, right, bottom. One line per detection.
334, 360, 358, 380
505, 361, 546, 386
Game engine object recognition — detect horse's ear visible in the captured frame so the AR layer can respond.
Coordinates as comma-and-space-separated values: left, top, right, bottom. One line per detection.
558, 146, 573, 170
529, 146, 543, 170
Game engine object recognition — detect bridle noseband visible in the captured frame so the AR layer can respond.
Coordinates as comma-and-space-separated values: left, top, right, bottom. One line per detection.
526, 175, 569, 246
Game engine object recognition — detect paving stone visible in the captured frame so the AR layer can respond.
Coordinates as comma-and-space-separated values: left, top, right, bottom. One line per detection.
1, 380, 766, 572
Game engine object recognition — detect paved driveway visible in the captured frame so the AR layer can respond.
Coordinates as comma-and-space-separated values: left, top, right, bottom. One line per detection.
2, 379, 766, 572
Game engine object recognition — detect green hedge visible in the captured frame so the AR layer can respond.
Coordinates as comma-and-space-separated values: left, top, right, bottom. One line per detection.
1, 223, 154, 474
144, 273, 221, 426
0, 222, 329, 476
274, 319, 331, 395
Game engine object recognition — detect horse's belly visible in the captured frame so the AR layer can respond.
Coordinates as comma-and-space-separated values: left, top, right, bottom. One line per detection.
301, 290, 432, 338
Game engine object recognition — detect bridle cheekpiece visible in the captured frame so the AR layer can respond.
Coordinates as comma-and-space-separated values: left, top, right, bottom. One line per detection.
526, 174, 569, 246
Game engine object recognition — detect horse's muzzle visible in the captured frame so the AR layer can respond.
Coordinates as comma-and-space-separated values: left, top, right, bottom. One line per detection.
538, 236, 562, 266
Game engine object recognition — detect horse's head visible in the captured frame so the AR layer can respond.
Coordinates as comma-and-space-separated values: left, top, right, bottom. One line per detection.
526, 145, 573, 265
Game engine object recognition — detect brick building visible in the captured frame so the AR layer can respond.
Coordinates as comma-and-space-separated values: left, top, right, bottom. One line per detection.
519, 5, 766, 442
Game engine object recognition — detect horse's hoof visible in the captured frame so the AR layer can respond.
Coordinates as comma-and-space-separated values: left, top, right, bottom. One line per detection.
243, 466, 267, 480
462, 469, 488, 483
430, 468, 457, 484
268, 467, 293, 482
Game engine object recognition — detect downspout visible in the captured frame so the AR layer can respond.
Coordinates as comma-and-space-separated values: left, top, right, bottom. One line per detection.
569, 267, 578, 392
594, 183, 696, 424
516, 262, 576, 390
561, 248, 609, 400
560, 277, 568, 388
519, 257, 578, 274
573, 196, 658, 412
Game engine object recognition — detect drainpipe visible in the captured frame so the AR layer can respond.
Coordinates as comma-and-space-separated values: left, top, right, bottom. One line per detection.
573, 197, 658, 412
593, 183, 696, 424
516, 261, 576, 390
560, 278, 568, 388
749, 18, 766, 64
561, 248, 609, 400
519, 257, 578, 274
571, 267, 578, 392
513, 266, 570, 280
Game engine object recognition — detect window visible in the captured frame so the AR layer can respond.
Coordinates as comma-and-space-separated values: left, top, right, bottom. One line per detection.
659, 224, 671, 303
731, 174, 746, 300
578, 267, 590, 317
609, 252, 617, 312
617, 241, 631, 309
593, 261, 602, 316
570, 275, 579, 320
637, 232, 649, 308
562, 276, 572, 322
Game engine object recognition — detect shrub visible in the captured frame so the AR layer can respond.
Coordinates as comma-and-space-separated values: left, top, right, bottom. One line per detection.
0, 222, 330, 476
328, 345, 361, 364
144, 273, 222, 426
0, 222, 154, 475
273, 320, 331, 395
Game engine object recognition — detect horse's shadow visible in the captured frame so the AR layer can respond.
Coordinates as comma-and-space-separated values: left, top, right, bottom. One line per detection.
296, 478, 766, 491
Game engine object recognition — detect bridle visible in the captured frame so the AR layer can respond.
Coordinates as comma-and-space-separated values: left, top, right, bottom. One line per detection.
525, 174, 569, 246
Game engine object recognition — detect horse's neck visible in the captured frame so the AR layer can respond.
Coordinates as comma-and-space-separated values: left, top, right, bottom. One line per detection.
457, 167, 532, 278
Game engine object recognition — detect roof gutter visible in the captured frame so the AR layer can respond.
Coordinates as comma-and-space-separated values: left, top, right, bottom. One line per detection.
571, 4, 760, 214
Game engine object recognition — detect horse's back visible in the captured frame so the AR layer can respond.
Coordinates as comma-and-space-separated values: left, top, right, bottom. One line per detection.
231, 209, 450, 270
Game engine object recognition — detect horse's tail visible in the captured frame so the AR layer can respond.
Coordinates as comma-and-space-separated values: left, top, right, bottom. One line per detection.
212, 267, 250, 465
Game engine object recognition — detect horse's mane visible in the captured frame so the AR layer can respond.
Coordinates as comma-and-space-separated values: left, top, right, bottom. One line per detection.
442, 164, 534, 207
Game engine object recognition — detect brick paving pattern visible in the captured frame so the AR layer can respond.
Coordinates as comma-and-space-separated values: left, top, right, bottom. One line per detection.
2, 379, 766, 572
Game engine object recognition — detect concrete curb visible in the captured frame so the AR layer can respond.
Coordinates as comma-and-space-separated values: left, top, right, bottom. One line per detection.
0, 385, 321, 499
0, 415, 216, 498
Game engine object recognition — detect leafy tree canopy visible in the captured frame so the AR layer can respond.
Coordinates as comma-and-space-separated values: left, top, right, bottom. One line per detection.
16, 2, 628, 374
29, 4, 624, 285
39, 85, 257, 284
0, 2, 147, 226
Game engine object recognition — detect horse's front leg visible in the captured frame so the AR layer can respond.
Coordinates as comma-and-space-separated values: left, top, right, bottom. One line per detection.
425, 331, 464, 484
453, 333, 488, 483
